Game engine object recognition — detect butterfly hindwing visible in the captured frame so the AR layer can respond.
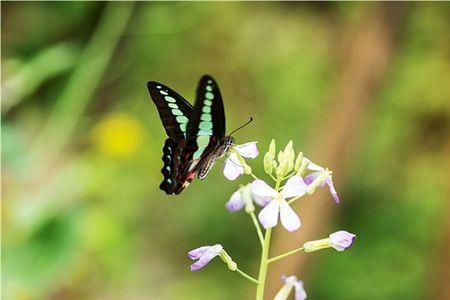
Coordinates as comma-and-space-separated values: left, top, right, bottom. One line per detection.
159, 138, 177, 194
147, 81, 193, 142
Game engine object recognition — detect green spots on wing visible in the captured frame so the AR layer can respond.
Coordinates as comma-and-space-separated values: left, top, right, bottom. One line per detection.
168, 103, 178, 108
176, 116, 189, 124
206, 85, 212, 92
199, 121, 213, 130
165, 96, 176, 103
204, 100, 213, 106
180, 123, 187, 132
193, 135, 210, 159
205, 92, 214, 100
201, 114, 212, 121
160, 90, 168, 95
202, 106, 211, 113
171, 109, 183, 116
197, 129, 212, 135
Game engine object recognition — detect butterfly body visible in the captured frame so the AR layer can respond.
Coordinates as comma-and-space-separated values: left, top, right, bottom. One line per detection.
148, 75, 232, 195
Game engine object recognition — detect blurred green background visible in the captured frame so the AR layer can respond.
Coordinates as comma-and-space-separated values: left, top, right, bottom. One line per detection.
2, 2, 450, 300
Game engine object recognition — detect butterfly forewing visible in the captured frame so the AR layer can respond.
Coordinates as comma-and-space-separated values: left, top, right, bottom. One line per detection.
147, 81, 193, 141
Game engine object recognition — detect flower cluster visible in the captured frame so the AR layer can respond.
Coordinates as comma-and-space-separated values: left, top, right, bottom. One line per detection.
187, 139, 357, 299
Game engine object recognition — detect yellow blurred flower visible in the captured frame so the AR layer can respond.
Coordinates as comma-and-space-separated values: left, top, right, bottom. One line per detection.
92, 113, 144, 158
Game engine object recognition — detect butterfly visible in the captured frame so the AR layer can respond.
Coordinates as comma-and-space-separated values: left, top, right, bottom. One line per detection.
147, 75, 236, 195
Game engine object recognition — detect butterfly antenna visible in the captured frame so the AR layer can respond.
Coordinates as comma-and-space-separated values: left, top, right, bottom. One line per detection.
229, 117, 254, 136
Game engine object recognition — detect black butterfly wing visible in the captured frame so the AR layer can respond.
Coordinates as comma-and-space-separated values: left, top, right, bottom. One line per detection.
147, 81, 193, 142
148, 81, 195, 194
186, 75, 226, 161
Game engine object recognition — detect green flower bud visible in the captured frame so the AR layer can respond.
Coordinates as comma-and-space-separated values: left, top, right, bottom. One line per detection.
296, 157, 308, 176
263, 152, 273, 174
263, 139, 276, 175
243, 186, 255, 213
277, 150, 284, 164
268, 139, 276, 159
283, 140, 295, 173
294, 151, 303, 172
219, 250, 237, 271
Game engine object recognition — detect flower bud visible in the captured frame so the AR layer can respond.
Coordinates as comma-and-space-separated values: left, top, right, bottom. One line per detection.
296, 157, 308, 176
294, 151, 303, 172
303, 231, 356, 252
219, 250, 237, 271
283, 140, 295, 172
263, 139, 276, 174
277, 150, 284, 164
263, 152, 273, 174
329, 231, 356, 251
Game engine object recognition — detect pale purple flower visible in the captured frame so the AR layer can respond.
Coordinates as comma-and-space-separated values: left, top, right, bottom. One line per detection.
329, 231, 356, 251
303, 158, 340, 203
188, 244, 223, 271
252, 176, 307, 232
223, 142, 258, 180
274, 275, 307, 300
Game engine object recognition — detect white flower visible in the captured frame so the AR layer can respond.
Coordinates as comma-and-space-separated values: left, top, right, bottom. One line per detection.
223, 142, 259, 180
274, 275, 307, 300
251, 176, 307, 232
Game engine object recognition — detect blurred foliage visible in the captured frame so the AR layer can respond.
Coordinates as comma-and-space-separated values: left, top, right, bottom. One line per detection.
2, 2, 449, 300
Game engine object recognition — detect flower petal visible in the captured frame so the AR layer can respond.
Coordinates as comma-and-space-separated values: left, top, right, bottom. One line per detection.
188, 246, 210, 260
304, 172, 320, 185
293, 281, 307, 300
329, 231, 356, 251
190, 244, 223, 271
223, 153, 244, 180
253, 194, 272, 207
305, 158, 324, 171
274, 283, 295, 300
236, 142, 259, 158
281, 176, 307, 199
281, 275, 307, 300
225, 189, 245, 212
279, 200, 301, 231
251, 179, 278, 198
258, 200, 280, 229
325, 176, 340, 204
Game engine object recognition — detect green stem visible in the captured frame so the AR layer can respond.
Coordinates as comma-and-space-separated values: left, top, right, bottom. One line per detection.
287, 195, 303, 205
236, 268, 259, 284
255, 228, 272, 300
250, 212, 264, 247
267, 247, 304, 264
250, 172, 259, 180
255, 177, 282, 299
